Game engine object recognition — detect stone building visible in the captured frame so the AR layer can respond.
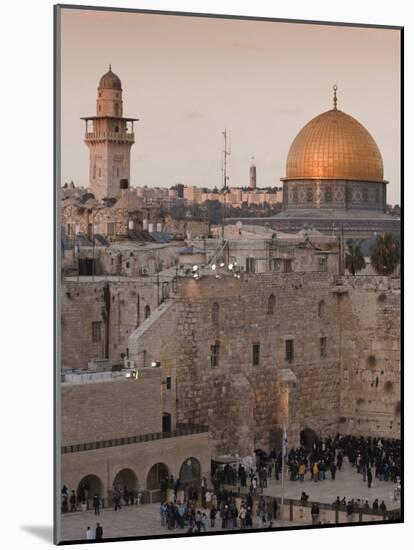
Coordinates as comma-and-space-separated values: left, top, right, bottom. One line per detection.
61, 191, 163, 241
60, 365, 210, 503
189, 223, 339, 275
61, 277, 169, 370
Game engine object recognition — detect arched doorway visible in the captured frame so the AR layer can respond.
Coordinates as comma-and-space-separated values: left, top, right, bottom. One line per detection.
146, 463, 169, 490
300, 428, 318, 450
179, 457, 201, 487
77, 474, 103, 504
113, 468, 138, 492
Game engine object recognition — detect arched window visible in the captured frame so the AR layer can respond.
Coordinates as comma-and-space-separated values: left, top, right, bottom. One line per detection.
268, 294, 275, 314
212, 302, 219, 325
318, 300, 325, 318
144, 305, 151, 319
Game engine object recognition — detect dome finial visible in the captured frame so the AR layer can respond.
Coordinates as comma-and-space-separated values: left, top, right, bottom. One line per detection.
333, 84, 338, 110
109, 63, 112, 72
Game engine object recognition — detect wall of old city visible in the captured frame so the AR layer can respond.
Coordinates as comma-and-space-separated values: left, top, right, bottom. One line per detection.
174, 273, 342, 455
128, 271, 400, 457
128, 272, 343, 456
337, 276, 401, 438
63, 272, 400, 458
61, 368, 163, 447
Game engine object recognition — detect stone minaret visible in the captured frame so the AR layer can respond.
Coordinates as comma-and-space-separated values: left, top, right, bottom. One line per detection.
82, 66, 138, 200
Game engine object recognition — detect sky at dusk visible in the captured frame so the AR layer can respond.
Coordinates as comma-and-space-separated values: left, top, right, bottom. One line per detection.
60, 8, 401, 204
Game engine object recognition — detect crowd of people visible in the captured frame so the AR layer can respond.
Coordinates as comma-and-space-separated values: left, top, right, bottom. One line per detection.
283, 434, 400, 489
61, 433, 400, 540
158, 491, 280, 533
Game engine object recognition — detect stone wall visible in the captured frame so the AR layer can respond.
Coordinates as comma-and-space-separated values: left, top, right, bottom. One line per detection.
338, 276, 401, 438
174, 273, 342, 455
61, 282, 106, 371
128, 271, 400, 457
128, 300, 179, 426
163, 215, 209, 239
61, 243, 179, 278
61, 368, 163, 446
61, 279, 160, 370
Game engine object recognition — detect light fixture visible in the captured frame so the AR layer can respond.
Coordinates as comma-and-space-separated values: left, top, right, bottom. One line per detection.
228, 263, 234, 270
220, 262, 225, 267
211, 264, 216, 270
192, 265, 198, 272
151, 361, 161, 368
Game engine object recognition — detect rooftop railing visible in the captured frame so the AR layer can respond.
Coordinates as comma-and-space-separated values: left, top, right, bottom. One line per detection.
85, 131, 135, 141
61, 424, 209, 454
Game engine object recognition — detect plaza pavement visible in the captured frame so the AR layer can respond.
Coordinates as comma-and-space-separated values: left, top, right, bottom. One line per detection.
60, 504, 296, 542
60, 458, 399, 542
261, 459, 399, 510
263, 458, 400, 510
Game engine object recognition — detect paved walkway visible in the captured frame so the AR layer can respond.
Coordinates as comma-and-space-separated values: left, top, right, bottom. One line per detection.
60, 459, 399, 543
60, 505, 296, 542
260, 459, 399, 510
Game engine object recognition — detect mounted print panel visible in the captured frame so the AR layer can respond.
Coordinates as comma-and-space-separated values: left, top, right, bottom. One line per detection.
54, 4, 402, 545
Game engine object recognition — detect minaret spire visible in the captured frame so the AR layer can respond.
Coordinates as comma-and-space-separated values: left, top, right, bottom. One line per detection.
333, 84, 338, 110
109, 63, 112, 71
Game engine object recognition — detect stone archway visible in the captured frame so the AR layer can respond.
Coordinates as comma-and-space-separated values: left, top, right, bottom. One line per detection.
146, 462, 169, 490
300, 428, 318, 450
77, 474, 103, 504
113, 468, 138, 492
179, 457, 201, 487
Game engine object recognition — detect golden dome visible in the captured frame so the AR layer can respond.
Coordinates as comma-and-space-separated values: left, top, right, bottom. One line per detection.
284, 107, 384, 182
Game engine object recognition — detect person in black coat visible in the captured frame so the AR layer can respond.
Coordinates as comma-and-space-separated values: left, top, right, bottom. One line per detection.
93, 494, 100, 515
367, 467, 373, 489
95, 523, 103, 540
311, 503, 320, 525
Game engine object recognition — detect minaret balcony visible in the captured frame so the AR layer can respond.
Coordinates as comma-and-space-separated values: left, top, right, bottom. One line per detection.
85, 131, 135, 143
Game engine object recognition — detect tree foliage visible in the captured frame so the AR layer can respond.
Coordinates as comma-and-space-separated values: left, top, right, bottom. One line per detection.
345, 242, 366, 275
370, 233, 400, 276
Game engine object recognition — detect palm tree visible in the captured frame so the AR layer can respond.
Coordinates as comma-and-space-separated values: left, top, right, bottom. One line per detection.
345, 243, 366, 275
370, 233, 400, 276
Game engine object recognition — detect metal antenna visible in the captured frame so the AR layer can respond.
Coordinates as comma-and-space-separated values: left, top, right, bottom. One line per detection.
221, 128, 231, 240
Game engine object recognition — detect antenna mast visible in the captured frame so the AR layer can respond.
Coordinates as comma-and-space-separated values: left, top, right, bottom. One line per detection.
221, 128, 231, 240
